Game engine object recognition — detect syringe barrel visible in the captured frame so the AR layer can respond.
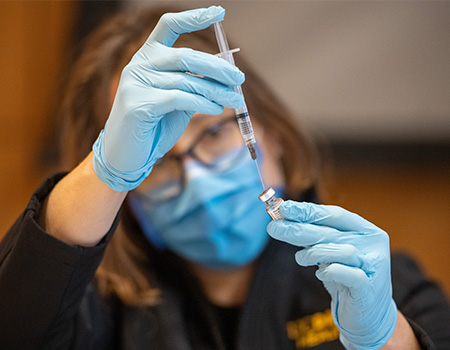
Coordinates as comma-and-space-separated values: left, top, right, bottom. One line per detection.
235, 109, 256, 145
235, 107, 257, 160
233, 86, 256, 145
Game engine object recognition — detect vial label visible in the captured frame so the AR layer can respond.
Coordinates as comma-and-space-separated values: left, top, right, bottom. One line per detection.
268, 207, 284, 221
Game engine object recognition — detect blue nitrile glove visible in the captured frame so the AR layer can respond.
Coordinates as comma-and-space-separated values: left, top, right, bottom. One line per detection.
92, 6, 245, 191
267, 201, 398, 350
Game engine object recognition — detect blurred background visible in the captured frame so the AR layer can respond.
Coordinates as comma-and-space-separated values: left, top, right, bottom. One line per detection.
0, 1, 449, 296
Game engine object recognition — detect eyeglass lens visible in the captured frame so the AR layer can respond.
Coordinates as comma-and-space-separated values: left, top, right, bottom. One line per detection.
138, 118, 247, 201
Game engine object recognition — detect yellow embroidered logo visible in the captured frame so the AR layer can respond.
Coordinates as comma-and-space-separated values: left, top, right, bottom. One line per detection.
286, 309, 339, 349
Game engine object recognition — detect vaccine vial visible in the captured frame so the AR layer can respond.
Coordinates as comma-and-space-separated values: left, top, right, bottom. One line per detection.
259, 187, 284, 220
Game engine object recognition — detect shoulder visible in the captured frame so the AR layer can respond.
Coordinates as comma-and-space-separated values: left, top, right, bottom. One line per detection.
391, 251, 436, 304
391, 252, 450, 348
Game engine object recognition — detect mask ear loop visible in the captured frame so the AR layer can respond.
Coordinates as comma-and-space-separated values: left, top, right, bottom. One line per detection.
127, 195, 167, 250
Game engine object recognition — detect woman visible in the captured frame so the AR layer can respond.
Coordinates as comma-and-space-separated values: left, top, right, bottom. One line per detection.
1, 6, 449, 350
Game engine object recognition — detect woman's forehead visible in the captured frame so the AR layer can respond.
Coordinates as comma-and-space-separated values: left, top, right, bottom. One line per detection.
189, 108, 235, 128
176, 108, 235, 147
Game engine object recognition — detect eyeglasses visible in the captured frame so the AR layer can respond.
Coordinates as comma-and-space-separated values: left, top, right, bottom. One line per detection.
137, 117, 249, 202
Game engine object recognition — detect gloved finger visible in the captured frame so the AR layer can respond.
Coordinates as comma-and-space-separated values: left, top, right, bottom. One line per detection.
149, 71, 244, 109
295, 243, 370, 271
315, 263, 369, 290
149, 89, 225, 118
150, 46, 245, 88
149, 6, 225, 47
267, 220, 343, 247
280, 201, 379, 233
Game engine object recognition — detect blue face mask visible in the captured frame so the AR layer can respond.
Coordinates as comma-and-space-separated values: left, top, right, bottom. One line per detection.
129, 148, 272, 270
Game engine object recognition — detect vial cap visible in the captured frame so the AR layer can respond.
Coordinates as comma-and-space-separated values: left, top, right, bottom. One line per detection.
259, 187, 275, 202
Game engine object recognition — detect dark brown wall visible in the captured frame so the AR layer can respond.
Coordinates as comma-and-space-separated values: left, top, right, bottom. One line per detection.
324, 164, 450, 297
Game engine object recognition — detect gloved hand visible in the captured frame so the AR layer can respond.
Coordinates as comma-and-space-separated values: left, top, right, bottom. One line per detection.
267, 201, 398, 350
93, 6, 244, 191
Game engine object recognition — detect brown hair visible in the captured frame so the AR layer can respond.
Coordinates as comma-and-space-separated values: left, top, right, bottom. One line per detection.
59, 6, 321, 306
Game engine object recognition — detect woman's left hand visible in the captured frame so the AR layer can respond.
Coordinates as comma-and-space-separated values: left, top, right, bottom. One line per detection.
267, 201, 398, 350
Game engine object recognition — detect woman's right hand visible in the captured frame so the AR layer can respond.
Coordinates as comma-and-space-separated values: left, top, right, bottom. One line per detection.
92, 6, 244, 192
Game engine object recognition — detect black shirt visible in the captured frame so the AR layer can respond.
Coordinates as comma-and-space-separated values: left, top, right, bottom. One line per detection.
1, 173, 450, 349
209, 303, 241, 350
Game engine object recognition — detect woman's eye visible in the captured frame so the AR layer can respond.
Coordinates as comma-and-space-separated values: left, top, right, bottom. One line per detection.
204, 127, 226, 141
210, 128, 224, 137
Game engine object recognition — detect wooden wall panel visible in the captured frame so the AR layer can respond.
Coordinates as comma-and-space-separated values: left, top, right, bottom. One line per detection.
0, 1, 77, 234
324, 165, 450, 298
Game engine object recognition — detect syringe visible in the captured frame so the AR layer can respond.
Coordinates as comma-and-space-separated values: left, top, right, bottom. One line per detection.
213, 21, 258, 161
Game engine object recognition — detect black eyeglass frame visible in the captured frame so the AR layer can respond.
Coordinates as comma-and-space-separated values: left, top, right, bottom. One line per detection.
149, 116, 245, 200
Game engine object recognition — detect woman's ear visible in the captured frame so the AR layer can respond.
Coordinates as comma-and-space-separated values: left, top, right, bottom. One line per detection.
255, 122, 282, 159
264, 130, 283, 159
